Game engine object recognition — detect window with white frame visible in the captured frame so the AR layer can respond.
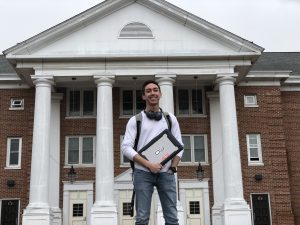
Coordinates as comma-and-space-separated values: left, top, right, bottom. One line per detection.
121, 89, 145, 116
177, 89, 204, 115
6, 137, 22, 168
67, 89, 96, 117
9, 98, 24, 110
244, 95, 258, 107
181, 135, 208, 164
246, 134, 263, 165
66, 136, 95, 166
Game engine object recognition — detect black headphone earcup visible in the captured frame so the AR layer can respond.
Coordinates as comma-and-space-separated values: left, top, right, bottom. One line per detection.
145, 111, 162, 121
154, 111, 162, 120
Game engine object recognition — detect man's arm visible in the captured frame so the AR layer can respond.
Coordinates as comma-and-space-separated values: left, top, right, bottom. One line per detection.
171, 155, 181, 168
133, 154, 162, 173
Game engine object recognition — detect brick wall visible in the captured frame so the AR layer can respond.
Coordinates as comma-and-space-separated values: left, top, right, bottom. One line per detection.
236, 86, 295, 225
1, 86, 298, 225
282, 91, 300, 225
0, 88, 35, 221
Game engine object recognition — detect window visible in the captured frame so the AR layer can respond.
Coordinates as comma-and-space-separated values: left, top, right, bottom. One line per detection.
73, 204, 83, 217
177, 89, 204, 115
181, 135, 208, 164
67, 89, 96, 117
9, 98, 24, 110
119, 22, 154, 39
189, 201, 200, 214
66, 136, 95, 166
121, 89, 145, 116
246, 134, 263, 165
6, 137, 22, 168
123, 202, 132, 216
244, 95, 258, 107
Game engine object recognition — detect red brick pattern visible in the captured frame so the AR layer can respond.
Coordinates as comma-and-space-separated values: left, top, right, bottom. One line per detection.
282, 92, 300, 225
0, 89, 35, 221
0, 86, 297, 225
236, 86, 295, 225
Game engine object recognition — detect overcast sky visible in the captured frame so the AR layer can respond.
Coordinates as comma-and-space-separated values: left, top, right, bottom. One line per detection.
1, 0, 300, 53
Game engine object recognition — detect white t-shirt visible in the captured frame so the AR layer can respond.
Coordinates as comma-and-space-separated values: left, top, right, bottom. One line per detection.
121, 111, 184, 172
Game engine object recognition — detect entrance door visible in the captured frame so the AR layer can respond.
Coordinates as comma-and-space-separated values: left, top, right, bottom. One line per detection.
119, 190, 155, 225
251, 194, 271, 225
1, 200, 19, 225
69, 191, 87, 225
185, 189, 204, 225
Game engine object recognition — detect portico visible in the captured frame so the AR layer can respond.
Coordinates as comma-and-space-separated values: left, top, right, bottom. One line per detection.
3, 1, 263, 225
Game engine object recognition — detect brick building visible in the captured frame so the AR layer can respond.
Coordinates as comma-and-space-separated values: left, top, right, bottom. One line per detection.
0, 1, 299, 225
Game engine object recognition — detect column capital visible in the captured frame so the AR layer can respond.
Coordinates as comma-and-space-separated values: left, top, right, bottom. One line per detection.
215, 76, 236, 86
94, 75, 115, 87
31, 75, 54, 87
155, 74, 176, 84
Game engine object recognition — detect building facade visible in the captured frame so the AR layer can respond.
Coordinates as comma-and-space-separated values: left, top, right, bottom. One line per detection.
0, 0, 299, 225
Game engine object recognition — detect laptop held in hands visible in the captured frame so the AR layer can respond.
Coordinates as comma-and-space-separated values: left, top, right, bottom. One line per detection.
138, 129, 183, 166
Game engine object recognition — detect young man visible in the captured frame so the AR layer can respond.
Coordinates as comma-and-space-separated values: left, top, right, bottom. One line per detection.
121, 80, 184, 225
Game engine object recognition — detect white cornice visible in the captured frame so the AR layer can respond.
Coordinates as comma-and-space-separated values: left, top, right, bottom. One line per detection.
0, 83, 30, 89
238, 81, 282, 87
281, 86, 300, 91
6, 52, 260, 60
0, 73, 21, 81
244, 71, 290, 84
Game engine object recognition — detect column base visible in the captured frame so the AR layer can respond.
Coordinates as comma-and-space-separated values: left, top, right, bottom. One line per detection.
212, 204, 222, 225
221, 199, 252, 225
156, 202, 184, 225
51, 207, 62, 225
22, 205, 52, 225
90, 201, 118, 225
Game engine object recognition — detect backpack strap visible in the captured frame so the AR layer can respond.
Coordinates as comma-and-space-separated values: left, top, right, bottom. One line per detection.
130, 112, 142, 217
134, 112, 143, 150
162, 111, 172, 131
129, 112, 142, 177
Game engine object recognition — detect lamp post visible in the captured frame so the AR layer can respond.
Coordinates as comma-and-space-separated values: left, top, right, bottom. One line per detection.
196, 162, 204, 181
68, 165, 77, 184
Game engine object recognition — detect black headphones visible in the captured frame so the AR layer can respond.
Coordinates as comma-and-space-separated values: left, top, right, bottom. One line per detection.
144, 110, 162, 121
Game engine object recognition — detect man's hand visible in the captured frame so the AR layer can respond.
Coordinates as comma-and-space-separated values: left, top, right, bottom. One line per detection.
147, 162, 162, 174
133, 154, 162, 173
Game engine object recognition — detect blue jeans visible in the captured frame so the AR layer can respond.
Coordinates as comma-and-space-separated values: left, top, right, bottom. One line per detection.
133, 169, 179, 225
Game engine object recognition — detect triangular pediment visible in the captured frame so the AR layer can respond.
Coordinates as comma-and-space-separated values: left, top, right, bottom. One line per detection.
4, 0, 263, 59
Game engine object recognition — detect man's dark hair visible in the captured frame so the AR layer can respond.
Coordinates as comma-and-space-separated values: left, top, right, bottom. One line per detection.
142, 80, 161, 94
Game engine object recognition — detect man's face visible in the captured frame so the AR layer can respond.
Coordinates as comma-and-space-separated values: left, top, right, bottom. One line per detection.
142, 83, 161, 107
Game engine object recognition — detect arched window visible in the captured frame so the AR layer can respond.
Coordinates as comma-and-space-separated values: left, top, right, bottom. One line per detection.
119, 22, 154, 38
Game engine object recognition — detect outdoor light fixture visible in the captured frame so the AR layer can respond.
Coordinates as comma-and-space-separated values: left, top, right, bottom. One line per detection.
196, 162, 204, 181
68, 165, 77, 184
254, 174, 263, 181
7, 179, 16, 188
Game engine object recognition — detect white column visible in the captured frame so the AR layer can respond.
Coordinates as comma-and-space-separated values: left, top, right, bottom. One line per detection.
156, 75, 184, 225
49, 93, 63, 225
156, 75, 175, 113
23, 76, 54, 225
215, 76, 251, 225
90, 75, 117, 225
207, 92, 224, 225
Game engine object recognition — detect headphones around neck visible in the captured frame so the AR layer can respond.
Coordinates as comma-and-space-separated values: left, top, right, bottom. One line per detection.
144, 110, 162, 121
